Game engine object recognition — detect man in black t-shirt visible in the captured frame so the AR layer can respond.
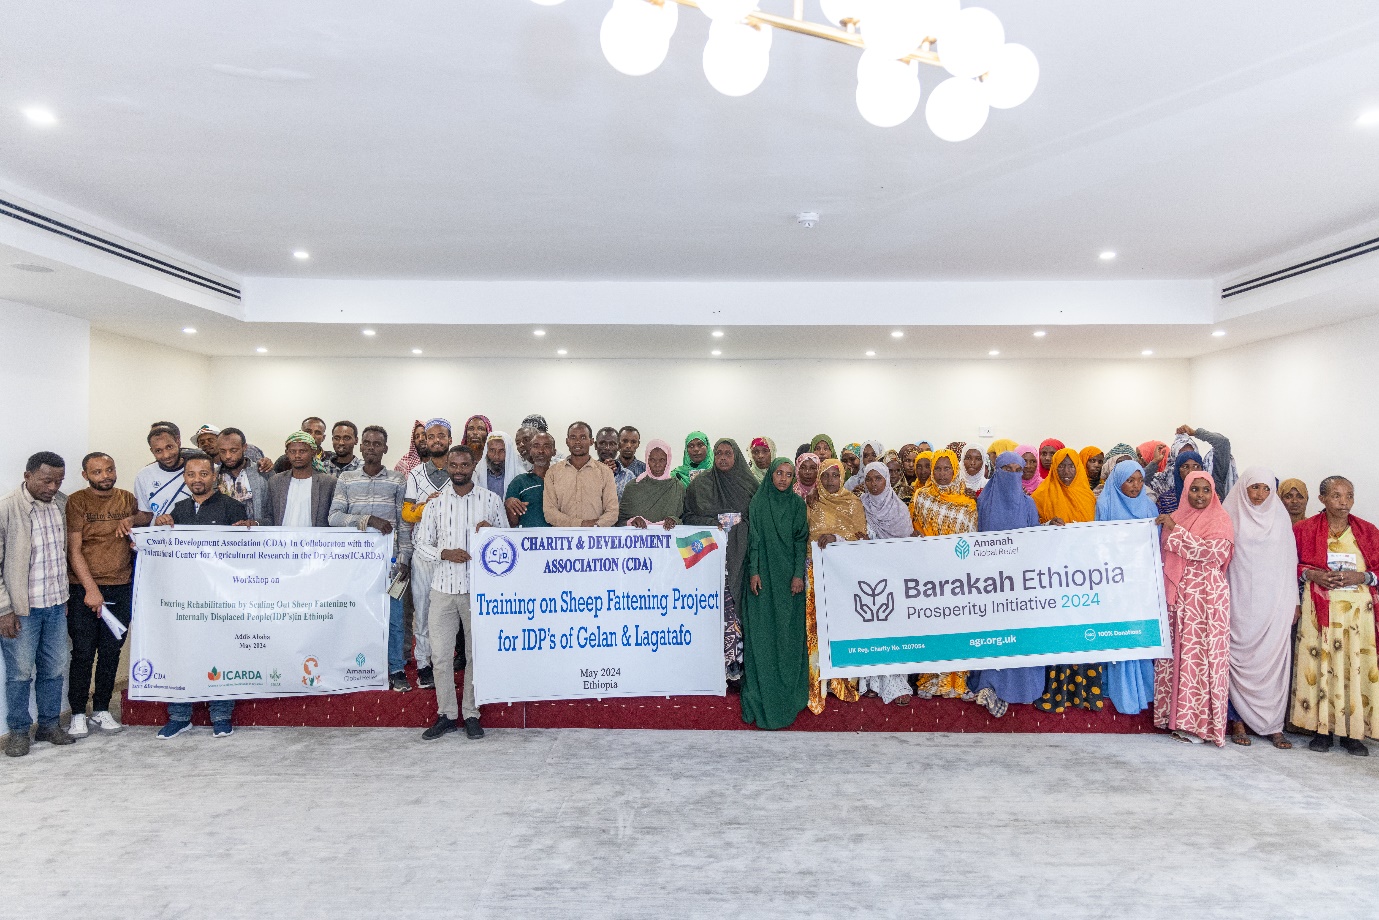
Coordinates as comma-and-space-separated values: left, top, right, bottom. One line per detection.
155, 454, 253, 527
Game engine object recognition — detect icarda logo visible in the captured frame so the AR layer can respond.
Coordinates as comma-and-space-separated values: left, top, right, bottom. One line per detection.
210, 665, 262, 683
954, 538, 971, 560
207, 666, 221, 681
853, 579, 895, 623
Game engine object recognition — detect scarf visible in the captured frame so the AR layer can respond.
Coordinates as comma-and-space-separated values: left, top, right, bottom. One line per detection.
746, 458, 808, 569
859, 461, 912, 538
618, 471, 685, 527
1079, 445, 1104, 488
637, 439, 674, 482
672, 431, 714, 486
912, 449, 934, 489
793, 453, 820, 499
1094, 460, 1157, 521
959, 446, 988, 493
683, 438, 759, 525
1279, 477, 1309, 525
1015, 444, 1042, 495
1137, 440, 1168, 473
810, 433, 836, 459
1295, 510, 1379, 628
910, 449, 977, 536
1162, 471, 1234, 608
1033, 447, 1097, 524
977, 452, 1039, 532
484, 430, 524, 489
462, 414, 492, 454
809, 459, 869, 542
1038, 438, 1065, 476
988, 438, 1018, 458
1158, 449, 1206, 514
883, 450, 913, 502
521, 414, 549, 433
394, 419, 425, 474
748, 437, 775, 483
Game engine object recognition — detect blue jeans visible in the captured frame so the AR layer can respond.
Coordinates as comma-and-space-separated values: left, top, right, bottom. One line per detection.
2, 603, 70, 733
388, 595, 405, 675
167, 700, 235, 723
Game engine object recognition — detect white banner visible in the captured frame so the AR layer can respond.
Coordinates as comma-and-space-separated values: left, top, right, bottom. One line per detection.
817, 520, 1170, 678
469, 526, 726, 704
128, 526, 390, 701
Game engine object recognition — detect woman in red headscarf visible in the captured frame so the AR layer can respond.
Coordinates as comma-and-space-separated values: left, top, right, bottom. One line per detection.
1154, 471, 1235, 745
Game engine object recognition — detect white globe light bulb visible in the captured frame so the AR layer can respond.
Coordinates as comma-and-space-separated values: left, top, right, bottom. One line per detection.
925, 75, 989, 142
698, 0, 758, 23
530, 0, 567, 6
858, 0, 927, 61
980, 42, 1038, 108
613, 0, 679, 39
600, 5, 671, 77
940, 6, 1005, 79
819, 0, 865, 27
702, 20, 772, 97
855, 52, 920, 127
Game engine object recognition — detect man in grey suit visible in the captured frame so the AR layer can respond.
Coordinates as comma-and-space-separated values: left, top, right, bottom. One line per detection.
264, 431, 337, 527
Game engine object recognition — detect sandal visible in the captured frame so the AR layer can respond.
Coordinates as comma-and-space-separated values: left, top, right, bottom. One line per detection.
1170, 730, 1203, 744
1229, 722, 1251, 746
892, 695, 911, 707
1268, 733, 1293, 750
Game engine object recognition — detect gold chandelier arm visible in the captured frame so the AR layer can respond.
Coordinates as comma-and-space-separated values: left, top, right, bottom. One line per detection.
664, 0, 943, 68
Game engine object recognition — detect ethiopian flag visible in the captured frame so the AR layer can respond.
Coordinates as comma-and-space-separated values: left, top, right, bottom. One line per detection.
676, 531, 719, 569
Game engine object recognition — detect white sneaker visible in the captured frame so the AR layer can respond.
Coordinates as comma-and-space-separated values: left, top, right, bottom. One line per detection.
68, 713, 89, 737
89, 711, 123, 734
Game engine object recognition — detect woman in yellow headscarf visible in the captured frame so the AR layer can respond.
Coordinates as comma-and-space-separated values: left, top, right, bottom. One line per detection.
908, 449, 978, 698
1031, 447, 1105, 712
803, 459, 868, 713
987, 438, 1018, 477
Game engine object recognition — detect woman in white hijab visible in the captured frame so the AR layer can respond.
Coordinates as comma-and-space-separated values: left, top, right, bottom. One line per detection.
1223, 466, 1299, 749
856, 462, 916, 705
845, 440, 886, 491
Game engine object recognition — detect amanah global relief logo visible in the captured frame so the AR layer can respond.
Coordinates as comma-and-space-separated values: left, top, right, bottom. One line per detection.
954, 538, 971, 560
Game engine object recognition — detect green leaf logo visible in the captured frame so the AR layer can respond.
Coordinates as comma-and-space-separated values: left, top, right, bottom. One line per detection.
208, 666, 221, 680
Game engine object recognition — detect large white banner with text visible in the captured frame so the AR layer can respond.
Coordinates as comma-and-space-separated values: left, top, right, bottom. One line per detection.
128, 526, 390, 701
817, 520, 1170, 678
469, 526, 726, 704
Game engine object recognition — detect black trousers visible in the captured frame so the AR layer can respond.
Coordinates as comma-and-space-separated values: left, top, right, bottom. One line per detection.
67, 581, 132, 713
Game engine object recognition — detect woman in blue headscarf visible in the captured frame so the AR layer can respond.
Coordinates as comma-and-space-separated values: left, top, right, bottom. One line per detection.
970, 452, 1046, 717
1155, 449, 1206, 515
1097, 459, 1160, 714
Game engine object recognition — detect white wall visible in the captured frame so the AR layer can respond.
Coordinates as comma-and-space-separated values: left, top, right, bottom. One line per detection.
203, 355, 1191, 467
0, 299, 89, 731
89, 330, 212, 479
1191, 310, 1379, 519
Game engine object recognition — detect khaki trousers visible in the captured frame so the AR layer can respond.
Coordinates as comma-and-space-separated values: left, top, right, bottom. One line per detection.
427, 590, 477, 721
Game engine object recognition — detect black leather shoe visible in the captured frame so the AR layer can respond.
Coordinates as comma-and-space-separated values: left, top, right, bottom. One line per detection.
1308, 734, 1333, 753
416, 666, 435, 690
1341, 737, 1369, 756
463, 717, 484, 740
34, 724, 74, 746
421, 715, 457, 741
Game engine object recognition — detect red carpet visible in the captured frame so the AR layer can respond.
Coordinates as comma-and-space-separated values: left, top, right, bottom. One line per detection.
122, 669, 1156, 733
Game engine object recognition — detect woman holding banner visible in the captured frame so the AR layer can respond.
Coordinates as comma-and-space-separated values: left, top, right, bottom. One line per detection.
1033, 448, 1106, 713
742, 458, 810, 730
1155, 471, 1235, 745
857, 462, 916, 706
910, 449, 978, 699
1095, 459, 1158, 715
804, 459, 868, 712
617, 440, 683, 528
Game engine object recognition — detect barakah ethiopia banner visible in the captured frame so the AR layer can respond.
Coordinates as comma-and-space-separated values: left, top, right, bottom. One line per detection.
468, 526, 726, 704
816, 519, 1171, 678
128, 526, 390, 701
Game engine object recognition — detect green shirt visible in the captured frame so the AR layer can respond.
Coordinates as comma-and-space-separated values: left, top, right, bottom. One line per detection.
506, 473, 549, 527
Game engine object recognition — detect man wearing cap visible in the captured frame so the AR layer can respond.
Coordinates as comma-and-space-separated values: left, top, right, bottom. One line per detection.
264, 431, 337, 527
399, 418, 452, 690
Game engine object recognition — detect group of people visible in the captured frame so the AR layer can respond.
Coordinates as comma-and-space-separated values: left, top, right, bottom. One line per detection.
1, 413, 1373, 756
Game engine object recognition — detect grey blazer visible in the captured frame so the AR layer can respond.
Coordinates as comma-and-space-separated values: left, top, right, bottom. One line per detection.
264, 472, 337, 528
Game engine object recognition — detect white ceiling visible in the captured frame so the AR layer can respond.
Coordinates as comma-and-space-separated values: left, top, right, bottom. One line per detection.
1, 0, 1377, 283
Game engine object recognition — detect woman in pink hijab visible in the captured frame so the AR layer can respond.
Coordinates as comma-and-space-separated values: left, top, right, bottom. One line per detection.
1015, 444, 1042, 495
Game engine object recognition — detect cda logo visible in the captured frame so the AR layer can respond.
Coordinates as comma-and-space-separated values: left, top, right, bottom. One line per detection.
132, 659, 155, 683
954, 538, 971, 560
479, 535, 518, 577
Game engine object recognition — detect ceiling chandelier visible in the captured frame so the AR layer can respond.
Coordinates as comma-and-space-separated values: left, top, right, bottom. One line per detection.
530, 0, 1038, 142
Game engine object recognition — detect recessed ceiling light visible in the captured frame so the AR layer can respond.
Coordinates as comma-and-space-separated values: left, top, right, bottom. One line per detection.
890, 330, 904, 338
711, 349, 722, 356
412, 348, 423, 355
1357, 109, 1379, 127
556, 348, 567, 356
1032, 330, 1046, 338
293, 250, 309, 260
988, 349, 1000, 356
865, 350, 876, 357
1099, 250, 1116, 260
1141, 349, 1154, 356
361, 329, 376, 336
1211, 329, 1226, 337
10, 262, 53, 273
21, 106, 57, 126
711, 330, 724, 338
533, 329, 546, 337
256, 347, 268, 354
182, 327, 197, 335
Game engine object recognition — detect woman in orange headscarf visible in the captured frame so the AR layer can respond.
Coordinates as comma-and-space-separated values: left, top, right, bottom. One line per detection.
1079, 445, 1105, 493
803, 459, 868, 713
1032, 448, 1105, 712
909, 448, 978, 699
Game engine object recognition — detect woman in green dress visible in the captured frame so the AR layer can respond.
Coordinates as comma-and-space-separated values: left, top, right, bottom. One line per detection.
741, 458, 810, 730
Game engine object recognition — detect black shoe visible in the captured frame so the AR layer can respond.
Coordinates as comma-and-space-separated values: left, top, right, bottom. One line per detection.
416, 665, 435, 690
725, 678, 742, 695
1309, 734, 1333, 753
463, 717, 484, 739
1341, 737, 1370, 757
421, 715, 457, 741
390, 671, 411, 692
33, 724, 74, 746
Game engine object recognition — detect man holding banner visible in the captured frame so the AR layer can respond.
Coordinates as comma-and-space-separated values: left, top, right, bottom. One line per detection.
412, 445, 505, 741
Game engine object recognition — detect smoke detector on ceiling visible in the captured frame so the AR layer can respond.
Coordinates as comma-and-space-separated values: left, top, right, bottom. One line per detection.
797, 211, 820, 229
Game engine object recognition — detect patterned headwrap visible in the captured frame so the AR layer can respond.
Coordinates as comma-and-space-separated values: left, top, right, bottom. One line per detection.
285, 430, 316, 447
521, 414, 548, 433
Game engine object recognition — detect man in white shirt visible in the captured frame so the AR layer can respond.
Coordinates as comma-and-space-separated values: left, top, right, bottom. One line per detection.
264, 431, 336, 527
400, 418, 453, 690
130, 425, 189, 524
412, 445, 504, 741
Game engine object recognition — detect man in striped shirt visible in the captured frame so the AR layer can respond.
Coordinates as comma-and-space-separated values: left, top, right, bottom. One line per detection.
400, 418, 454, 690
412, 445, 504, 741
